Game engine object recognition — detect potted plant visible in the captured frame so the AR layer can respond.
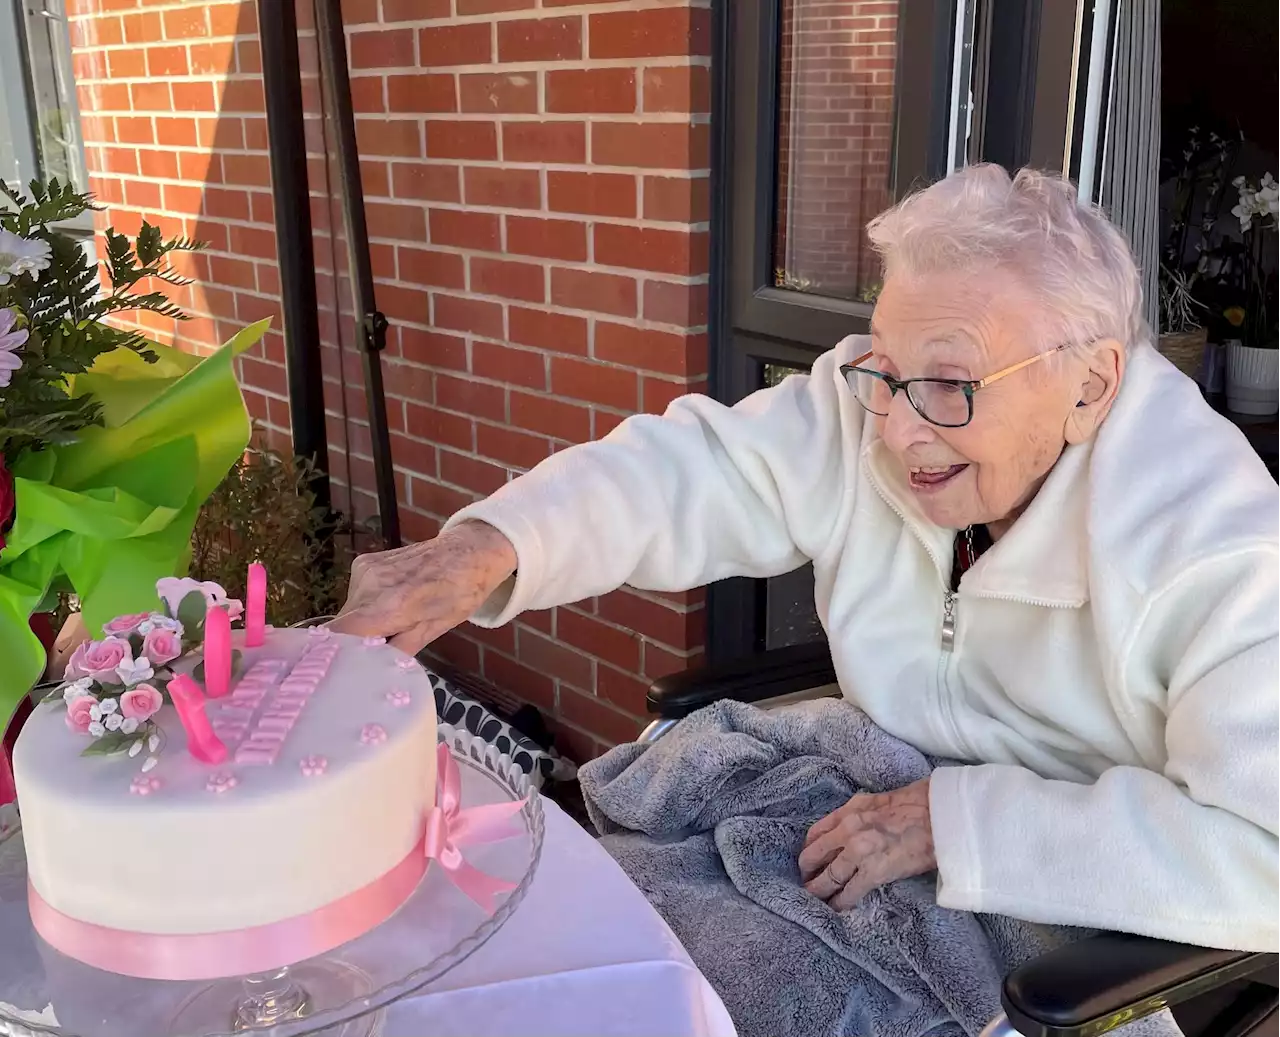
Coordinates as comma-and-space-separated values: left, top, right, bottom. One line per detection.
1157, 265, 1209, 379
1223, 173, 1278, 416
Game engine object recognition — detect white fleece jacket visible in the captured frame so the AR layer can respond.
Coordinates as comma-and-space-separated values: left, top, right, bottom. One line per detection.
446, 336, 1279, 952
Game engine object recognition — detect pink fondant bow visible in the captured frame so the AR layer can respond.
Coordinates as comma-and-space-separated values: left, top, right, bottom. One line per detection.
424, 742, 527, 913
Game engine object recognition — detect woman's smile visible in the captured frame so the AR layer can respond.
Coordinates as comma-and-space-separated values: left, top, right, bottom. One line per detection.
907, 463, 970, 492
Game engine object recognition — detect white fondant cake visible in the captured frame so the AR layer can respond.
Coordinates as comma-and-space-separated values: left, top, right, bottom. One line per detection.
12, 626, 437, 977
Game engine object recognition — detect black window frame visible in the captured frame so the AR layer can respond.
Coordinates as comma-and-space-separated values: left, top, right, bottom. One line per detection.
704, 0, 1089, 663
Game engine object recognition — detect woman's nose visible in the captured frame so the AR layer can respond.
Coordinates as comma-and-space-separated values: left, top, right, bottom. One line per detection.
878, 389, 935, 454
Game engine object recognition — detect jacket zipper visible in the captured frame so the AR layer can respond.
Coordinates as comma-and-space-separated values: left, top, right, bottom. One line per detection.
941, 590, 957, 651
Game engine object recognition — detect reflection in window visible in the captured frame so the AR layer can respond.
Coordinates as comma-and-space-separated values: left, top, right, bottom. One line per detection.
1, 0, 87, 194
774, 0, 899, 302
762, 362, 811, 389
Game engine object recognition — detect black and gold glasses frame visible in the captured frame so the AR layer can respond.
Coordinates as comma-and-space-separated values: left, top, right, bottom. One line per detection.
839, 344, 1072, 429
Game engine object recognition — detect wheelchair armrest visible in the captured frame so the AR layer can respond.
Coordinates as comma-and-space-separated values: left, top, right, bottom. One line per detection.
1002, 932, 1278, 1037
646, 641, 837, 719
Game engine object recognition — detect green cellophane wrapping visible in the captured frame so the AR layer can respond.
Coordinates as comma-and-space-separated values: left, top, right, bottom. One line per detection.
0, 319, 269, 721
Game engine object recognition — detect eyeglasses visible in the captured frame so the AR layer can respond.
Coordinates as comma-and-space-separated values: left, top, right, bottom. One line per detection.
839, 344, 1071, 428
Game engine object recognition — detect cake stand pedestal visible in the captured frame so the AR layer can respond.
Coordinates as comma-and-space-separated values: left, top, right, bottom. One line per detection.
0, 734, 543, 1037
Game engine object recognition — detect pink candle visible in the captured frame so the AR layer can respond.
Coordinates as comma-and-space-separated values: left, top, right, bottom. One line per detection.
203, 605, 232, 699
167, 675, 228, 765
246, 562, 267, 647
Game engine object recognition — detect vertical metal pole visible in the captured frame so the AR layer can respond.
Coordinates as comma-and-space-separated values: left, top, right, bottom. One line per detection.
314, 0, 402, 548
257, 0, 330, 514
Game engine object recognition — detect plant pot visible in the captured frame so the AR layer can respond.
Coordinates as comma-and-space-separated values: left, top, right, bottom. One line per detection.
1157, 327, 1208, 381
1225, 341, 1280, 416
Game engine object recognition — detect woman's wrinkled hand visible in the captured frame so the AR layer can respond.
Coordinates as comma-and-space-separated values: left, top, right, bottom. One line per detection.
798, 776, 935, 911
329, 521, 518, 655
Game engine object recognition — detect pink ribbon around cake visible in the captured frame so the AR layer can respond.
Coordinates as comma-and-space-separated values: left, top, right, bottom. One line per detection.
424, 742, 527, 912
29, 744, 528, 981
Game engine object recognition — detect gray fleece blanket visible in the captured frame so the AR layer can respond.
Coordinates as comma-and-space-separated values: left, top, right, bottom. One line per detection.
578, 699, 1182, 1037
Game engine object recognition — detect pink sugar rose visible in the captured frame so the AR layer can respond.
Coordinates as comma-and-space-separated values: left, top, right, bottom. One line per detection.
141, 627, 183, 666
66, 637, 132, 683
65, 695, 96, 733
103, 612, 152, 637
120, 683, 163, 722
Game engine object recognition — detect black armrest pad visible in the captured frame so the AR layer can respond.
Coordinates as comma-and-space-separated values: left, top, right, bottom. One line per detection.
646, 642, 837, 718
1003, 932, 1277, 1037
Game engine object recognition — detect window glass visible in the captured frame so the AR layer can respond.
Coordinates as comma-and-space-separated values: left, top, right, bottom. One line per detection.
773, 0, 899, 302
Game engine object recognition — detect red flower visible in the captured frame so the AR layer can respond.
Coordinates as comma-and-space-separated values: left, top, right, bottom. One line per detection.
0, 455, 14, 553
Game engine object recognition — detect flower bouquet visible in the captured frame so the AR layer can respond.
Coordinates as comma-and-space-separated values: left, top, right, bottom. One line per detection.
0, 179, 265, 723
40, 578, 243, 765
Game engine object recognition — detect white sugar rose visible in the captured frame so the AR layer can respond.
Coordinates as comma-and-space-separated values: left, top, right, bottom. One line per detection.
156, 578, 243, 621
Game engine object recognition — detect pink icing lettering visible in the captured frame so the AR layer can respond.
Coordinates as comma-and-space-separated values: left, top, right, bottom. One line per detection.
235, 747, 278, 765
167, 676, 228, 765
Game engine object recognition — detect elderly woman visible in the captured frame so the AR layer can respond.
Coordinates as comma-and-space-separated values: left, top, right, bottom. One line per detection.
334, 165, 1278, 952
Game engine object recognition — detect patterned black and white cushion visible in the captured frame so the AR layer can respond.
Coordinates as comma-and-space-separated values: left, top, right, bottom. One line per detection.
427, 669, 560, 788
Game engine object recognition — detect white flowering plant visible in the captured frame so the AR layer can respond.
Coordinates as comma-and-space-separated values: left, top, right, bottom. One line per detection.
39, 578, 243, 758
0, 178, 203, 467
1228, 173, 1278, 348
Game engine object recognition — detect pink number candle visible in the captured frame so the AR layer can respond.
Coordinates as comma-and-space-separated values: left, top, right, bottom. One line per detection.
246, 562, 267, 647
203, 605, 232, 699
167, 675, 228, 765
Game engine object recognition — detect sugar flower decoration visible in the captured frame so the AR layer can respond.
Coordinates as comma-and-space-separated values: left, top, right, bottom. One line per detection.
115, 654, 154, 687
120, 683, 163, 721
299, 755, 328, 777
0, 228, 52, 285
103, 612, 152, 637
0, 308, 28, 388
360, 723, 388, 746
137, 613, 183, 636
155, 577, 244, 621
385, 688, 412, 708
206, 772, 238, 794
65, 695, 95, 733
65, 637, 132, 683
130, 775, 162, 796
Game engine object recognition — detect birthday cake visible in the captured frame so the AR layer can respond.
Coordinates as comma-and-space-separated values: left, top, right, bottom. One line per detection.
11, 573, 438, 981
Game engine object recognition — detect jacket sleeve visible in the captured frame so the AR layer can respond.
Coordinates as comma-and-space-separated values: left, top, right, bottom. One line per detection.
929, 547, 1280, 951
441, 342, 861, 626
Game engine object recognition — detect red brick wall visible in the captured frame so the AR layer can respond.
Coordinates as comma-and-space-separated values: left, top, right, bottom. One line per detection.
66, 0, 711, 760
774, 0, 897, 298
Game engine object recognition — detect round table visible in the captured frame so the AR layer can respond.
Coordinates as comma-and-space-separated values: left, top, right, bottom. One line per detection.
378, 798, 737, 1037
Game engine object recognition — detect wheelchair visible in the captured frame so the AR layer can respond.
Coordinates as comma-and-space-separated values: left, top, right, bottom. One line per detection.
641, 641, 1279, 1037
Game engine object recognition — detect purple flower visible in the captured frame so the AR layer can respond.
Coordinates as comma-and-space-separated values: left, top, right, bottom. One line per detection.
0, 308, 28, 389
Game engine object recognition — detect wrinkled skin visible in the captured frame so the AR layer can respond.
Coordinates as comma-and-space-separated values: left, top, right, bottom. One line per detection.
799, 777, 935, 911
802, 266, 1123, 906
329, 521, 517, 654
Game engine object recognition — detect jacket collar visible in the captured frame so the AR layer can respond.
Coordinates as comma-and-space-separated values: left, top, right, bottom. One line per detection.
863, 436, 1091, 608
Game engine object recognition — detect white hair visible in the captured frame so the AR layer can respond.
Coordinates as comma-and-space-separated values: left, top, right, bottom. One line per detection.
866, 165, 1145, 350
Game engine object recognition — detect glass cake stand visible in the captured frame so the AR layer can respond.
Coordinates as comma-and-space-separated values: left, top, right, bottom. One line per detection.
0, 731, 544, 1037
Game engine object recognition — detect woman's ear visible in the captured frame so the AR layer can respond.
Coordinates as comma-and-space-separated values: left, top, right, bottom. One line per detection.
1064, 339, 1125, 444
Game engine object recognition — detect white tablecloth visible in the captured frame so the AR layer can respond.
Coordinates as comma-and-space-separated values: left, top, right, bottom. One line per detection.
381, 800, 737, 1037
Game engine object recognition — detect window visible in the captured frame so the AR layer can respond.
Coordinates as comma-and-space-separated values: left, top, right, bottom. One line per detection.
773, 0, 899, 302
2, 0, 88, 222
